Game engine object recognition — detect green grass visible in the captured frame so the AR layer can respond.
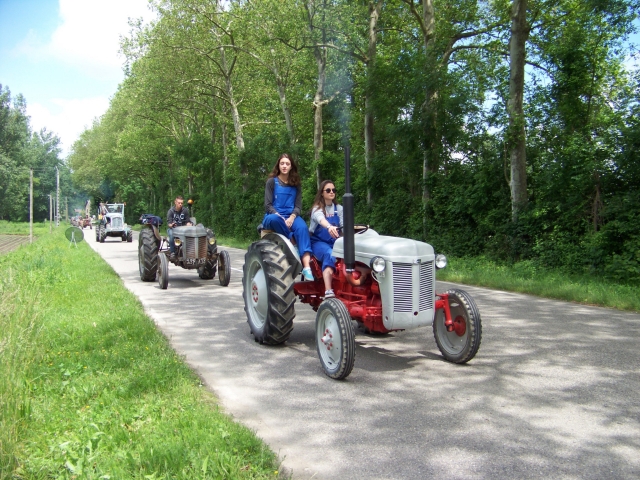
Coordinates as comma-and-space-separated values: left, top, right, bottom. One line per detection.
437, 256, 640, 312
0, 225, 282, 479
0, 219, 52, 236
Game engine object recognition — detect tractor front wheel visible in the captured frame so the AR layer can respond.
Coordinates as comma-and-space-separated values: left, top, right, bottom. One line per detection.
157, 253, 169, 289
198, 255, 217, 280
316, 298, 356, 380
433, 289, 482, 364
243, 240, 295, 345
99, 225, 106, 243
218, 250, 231, 286
126, 230, 133, 242
138, 226, 158, 282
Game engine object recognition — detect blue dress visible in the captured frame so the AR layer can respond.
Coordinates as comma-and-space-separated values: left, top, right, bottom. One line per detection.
263, 178, 312, 257
310, 205, 341, 271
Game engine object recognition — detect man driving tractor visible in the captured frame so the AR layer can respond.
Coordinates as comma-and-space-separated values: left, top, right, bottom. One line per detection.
167, 195, 192, 260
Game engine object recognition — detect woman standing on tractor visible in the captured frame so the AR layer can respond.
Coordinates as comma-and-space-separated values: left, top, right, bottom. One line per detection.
263, 153, 314, 280
309, 180, 343, 298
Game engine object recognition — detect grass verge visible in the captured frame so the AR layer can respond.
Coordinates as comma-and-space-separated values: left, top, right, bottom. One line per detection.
437, 256, 640, 312
0, 225, 281, 479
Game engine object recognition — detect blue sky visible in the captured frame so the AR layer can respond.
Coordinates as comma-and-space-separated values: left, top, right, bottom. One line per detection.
0, 0, 154, 156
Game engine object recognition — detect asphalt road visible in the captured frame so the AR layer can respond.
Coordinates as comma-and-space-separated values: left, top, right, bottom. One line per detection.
88, 231, 640, 479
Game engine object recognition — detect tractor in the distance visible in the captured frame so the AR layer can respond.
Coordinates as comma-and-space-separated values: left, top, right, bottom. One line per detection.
242, 148, 482, 380
96, 203, 132, 243
138, 216, 231, 289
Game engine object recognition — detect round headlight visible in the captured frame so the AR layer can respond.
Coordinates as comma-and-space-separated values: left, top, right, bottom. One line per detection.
370, 256, 386, 273
174, 238, 182, 246
208, 236, 216, 245
435, 254, 447, 269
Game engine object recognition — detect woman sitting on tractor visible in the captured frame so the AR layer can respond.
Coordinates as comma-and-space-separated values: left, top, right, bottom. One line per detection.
309, 180, 343, 298
262, 153, 314, 281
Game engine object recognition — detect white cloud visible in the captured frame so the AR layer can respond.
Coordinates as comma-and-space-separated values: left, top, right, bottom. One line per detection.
16, 1, 156, 156
48, 0, 153, 75
27, 97, 110, 157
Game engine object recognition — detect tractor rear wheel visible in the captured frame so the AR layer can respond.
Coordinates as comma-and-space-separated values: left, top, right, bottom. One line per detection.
316, 298, 356, 380
218, 250, 230, 286
433, 289, 482, 364
243, 240, 295, 345
157, 253, 169, 289
99, 225, 106, 243
126, 230, 133, 242
138, 226, 158, 282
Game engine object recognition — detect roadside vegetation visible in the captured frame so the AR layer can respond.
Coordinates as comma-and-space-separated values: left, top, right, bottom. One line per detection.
0, 226, 281, 479
437, 256, 640, 312
0, 219, 51, 236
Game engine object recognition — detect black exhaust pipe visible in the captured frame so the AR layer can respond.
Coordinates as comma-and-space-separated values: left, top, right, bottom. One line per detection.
343, 145, 355, 271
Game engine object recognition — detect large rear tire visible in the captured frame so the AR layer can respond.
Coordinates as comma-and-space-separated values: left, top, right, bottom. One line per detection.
138, 226, 159, 282
316, 298, 356, 380
433, 289, 482, 364
158, 253, 169, 289
218, 250, 231, 286
243, 240, 295, 345
99, 225, 106, 243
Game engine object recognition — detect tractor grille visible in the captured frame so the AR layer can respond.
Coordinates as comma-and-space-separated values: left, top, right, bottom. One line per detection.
111, 217, 123, 228
419, 261, 434, 311
184, 236, 208, 259
392, 263, 413, 312
392, 261, 434, 313
198, 236, 208, 257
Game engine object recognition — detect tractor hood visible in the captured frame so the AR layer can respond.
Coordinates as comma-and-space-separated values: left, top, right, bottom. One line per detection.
172, 224, 208, 237
332, 229, 435, 265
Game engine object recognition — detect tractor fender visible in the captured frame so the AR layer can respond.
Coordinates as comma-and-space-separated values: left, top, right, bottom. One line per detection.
261, 232, 303, 280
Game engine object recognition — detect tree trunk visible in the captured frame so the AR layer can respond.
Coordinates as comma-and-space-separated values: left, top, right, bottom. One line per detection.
220, 99, 230, 187
220, 47, 244, 152
312, 48, 327, 188
364, 1, 381, 206
421, 0, 435, 237
508, 0, 529, 221
275, 73, 296, 148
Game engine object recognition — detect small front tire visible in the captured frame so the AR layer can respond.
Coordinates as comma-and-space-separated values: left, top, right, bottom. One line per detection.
433, 289, 482, 364
218, 250, 231, 286
316, 298, 356, 380
158, 253, 169, 289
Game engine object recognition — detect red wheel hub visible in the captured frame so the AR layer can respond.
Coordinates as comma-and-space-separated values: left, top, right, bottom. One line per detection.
451, 315, 466, 336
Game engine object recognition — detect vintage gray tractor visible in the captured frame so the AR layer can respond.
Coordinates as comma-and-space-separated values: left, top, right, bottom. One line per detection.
96, 203, 132, 243
138, 222, 231, 289
242, 148, 482, 380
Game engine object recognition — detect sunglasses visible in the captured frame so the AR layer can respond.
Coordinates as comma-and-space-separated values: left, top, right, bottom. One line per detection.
324, 188, 337, 193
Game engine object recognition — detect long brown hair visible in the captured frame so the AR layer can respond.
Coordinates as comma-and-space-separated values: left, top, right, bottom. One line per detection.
268, 153, 300, 186
311, 179, 338, 214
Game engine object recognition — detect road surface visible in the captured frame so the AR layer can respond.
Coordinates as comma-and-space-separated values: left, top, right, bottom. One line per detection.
88, 232, 640, 479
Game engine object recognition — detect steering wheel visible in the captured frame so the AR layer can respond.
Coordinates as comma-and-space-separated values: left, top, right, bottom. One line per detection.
337, 225, 369, 235
354, 224, 369, 235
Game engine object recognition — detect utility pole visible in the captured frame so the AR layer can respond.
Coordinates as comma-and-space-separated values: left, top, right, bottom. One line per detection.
49, 194, 52, 233
29, 169, 33, 243
56, 166, 60, 227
